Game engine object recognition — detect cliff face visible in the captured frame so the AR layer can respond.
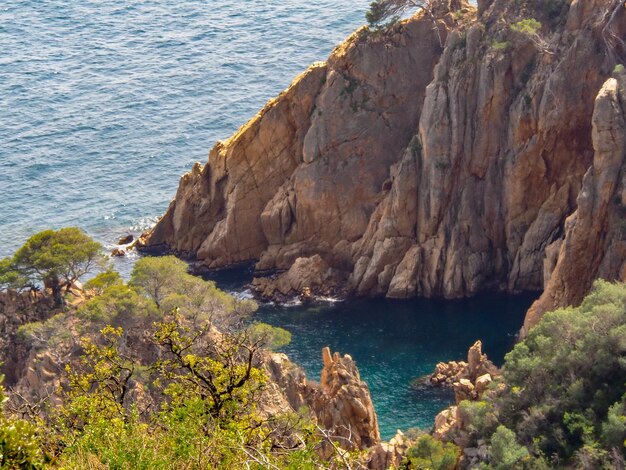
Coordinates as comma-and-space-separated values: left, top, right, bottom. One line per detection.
143, 0, 626, 328
524, 73, 626, 333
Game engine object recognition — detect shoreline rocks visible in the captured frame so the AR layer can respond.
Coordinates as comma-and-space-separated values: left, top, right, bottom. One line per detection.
138, 0, 626, 333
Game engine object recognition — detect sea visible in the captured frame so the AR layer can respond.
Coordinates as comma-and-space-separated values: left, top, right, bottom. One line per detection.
1, 0, 533, 440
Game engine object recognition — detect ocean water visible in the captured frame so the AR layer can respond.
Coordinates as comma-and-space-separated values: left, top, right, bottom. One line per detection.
2, 0, 533, 442
1, 0, 365, 257
257, 294, 535, 440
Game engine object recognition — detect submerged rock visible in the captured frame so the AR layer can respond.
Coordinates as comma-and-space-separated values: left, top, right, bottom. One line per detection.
117, 234, 134, 245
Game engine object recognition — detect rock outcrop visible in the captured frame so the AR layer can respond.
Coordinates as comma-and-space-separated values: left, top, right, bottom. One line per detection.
0, 291, 58, 385
429, 340, 498, 401
263, 347, 380, 455
141, 1, 468, 291
142, 0, 626, 329
430, 341, 503, 449
523, 73, 626, 333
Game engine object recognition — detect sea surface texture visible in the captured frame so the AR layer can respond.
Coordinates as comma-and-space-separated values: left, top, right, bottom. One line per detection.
1, 0, 365, 256
2, 0, 531, 442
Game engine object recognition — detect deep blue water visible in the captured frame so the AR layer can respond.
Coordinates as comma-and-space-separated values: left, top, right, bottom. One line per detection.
1, 0, 365, 258
258, 294, 535, 440
2, 0, 532, 442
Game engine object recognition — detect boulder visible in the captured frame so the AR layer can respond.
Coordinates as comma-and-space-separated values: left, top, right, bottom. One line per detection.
117, 234, 134, 245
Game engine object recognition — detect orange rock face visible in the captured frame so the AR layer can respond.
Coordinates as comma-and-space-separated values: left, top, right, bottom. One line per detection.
143, 0, 626, 328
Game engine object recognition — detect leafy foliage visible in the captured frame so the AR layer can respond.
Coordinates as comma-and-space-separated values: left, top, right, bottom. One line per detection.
366, 0, 427, 31
402, 434, 460, 469
463, 281, 626, 468
0, 375, 44, 468
489, 426, 529, 469
7, 247, 343, 468
0, 257, 28, 292
83, 269, 123, 295
3, 228, 104, 304
248, 322, 292, 351
511, 18, 542, 36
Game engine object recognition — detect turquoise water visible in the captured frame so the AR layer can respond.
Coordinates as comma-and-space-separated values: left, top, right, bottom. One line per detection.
257, 294, 535, 440
3, 0, 533, 441
1, 0, 365, 258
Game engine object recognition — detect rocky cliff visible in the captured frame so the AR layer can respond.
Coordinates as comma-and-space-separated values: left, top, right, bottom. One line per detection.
142, 0, 626, 329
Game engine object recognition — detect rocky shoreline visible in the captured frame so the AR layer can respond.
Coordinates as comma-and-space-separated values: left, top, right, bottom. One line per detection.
137, 0, 626, 337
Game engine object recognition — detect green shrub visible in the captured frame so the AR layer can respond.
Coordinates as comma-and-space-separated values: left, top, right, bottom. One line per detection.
489, 425, 529, 469
83, 269, 123, 295
403, 434, 460, 470
492, 40, 509, 51
467, 281, 626, 467
511, 18, 541, 36
248, 322, 292, 351
0, 376, 43, 468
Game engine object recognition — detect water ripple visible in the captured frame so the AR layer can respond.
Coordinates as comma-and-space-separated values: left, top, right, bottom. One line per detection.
0, 0, 365, 256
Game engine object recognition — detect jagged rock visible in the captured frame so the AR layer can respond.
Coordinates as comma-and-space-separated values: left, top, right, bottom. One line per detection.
430, 360, 468, 385
454, 378, 476, 402
367, 430, 409, 470
140, 5, 467, 289
311, 347, 380, 455
138, 0, 626, 332
433, 406, 458, 441
259, 347, 380, 455
524, 74, 626, 334
252, 255, 347, 300
111, 248, 126, 257
475, 373, 492, 395
429, 340, 497, 391
467, 340, 497, 382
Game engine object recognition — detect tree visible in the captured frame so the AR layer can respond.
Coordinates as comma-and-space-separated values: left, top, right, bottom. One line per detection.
248, 322, 292, 351
367, 0, 426, 30
152, 312, 265, 422
403, 434, 460, 469
366, 0, 450, 46
461, 281, 626, 468
129, 256, 189, 308
0, 257, 29, 292
131, 255, 257, 326
489, 426, 529, 469
12, 228, 103, 303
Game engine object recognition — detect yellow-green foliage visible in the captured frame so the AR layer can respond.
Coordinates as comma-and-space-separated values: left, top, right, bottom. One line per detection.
0, 376, 43, 469
511, 18, 542, 36
402, 434, 460, 470
492, 40, 509, 51
83, 269, 123, 295
248, 322, 292, 351
52, 321, 323, 469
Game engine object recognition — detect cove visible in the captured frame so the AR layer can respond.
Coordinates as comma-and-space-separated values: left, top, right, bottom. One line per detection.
255, 294, 536, 440
198, 260, 541, 442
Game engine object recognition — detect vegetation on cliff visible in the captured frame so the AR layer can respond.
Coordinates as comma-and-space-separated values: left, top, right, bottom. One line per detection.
448, 281, 626, 468
0, 230, 377, 469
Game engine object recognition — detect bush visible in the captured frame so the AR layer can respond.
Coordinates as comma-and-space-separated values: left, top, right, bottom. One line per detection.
0, 376, 43, 468
248, 322, 292, 351
466, 281, 626, 467
511, 18, 541, 36
403, 434, 460, 470
83, 269, 123, 295
489, 426, 529, 469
